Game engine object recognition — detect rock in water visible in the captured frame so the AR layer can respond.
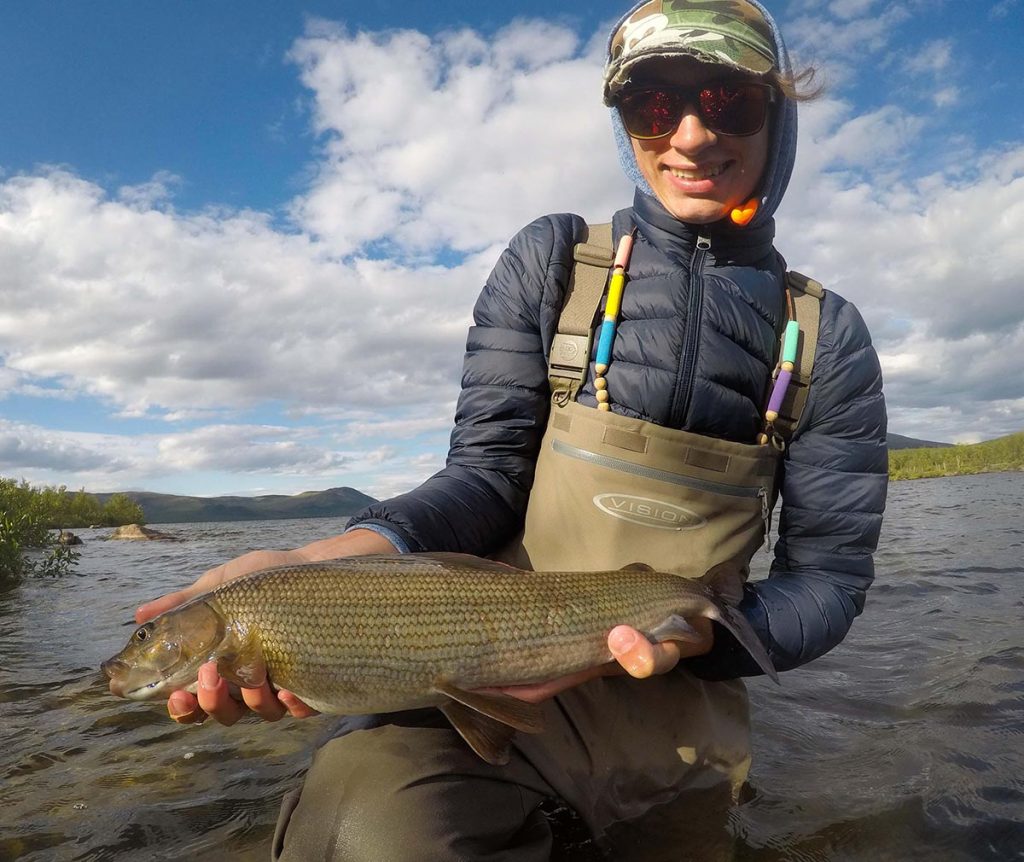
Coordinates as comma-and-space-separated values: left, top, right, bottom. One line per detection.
107, 524, 180, 541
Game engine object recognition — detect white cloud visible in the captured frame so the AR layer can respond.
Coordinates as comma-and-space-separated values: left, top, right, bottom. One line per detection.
902, 39, 954, 76
778, 92, 1024, 441
828, 0, 881, 19
0, 170, 489, 419
786, 4, 911, 69
286, 20, 628, 258
1, 13, 1023, 499
0, 420, 125, 473
990, 0, 1021, 19
156, 425, 351, 474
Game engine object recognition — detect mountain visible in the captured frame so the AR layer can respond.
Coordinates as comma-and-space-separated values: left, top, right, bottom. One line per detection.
888, 433, 951, 450
94, 486, 377, 525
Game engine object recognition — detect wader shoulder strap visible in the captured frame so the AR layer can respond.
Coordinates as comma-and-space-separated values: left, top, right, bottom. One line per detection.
772, 270, 825, 440
548, 222, 614, 403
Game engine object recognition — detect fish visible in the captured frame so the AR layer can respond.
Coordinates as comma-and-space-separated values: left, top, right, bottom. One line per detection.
101, 552, 777, 764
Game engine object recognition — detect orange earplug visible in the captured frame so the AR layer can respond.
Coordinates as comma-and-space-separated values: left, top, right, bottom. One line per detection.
730, 198, 759, 226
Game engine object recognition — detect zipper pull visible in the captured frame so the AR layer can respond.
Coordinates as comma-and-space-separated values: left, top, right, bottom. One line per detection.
696, 235, 711, 251
757, 487, 770, 548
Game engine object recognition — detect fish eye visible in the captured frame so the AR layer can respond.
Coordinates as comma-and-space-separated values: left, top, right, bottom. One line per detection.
134, 624, 153, 642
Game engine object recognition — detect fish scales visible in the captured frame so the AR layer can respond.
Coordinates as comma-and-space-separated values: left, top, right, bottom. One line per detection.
206, 560, 695, 707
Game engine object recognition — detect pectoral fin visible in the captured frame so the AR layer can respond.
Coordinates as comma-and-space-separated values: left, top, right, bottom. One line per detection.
434, 680, 545, 734
648, 614, 704, 644
439, 700, 518, 765
215, 640, 267, 688
434, 680, 545, 765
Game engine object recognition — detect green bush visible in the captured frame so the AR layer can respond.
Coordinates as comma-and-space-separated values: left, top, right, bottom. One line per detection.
0, 509, 78, 580
0, 477, 146, 580
100, 493, 145, 527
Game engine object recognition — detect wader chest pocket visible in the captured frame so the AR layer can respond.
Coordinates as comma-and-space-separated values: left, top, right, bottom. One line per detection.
515, 401, 778, 577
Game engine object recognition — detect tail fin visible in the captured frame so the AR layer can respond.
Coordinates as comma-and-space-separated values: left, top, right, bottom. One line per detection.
710, 602, 779, 684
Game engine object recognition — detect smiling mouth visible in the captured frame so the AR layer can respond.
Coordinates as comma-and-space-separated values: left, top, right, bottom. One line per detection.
668, 161, 732, 180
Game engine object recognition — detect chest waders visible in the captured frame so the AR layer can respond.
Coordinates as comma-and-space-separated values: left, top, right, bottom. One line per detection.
497, 222, 824, 801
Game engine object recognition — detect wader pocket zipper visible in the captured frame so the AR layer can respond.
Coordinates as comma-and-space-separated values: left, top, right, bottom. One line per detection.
551, 438, 765, 499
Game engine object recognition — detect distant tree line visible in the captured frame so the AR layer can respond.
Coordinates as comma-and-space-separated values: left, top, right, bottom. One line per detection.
0, 478, 146, 579
889, 432, 1024, 480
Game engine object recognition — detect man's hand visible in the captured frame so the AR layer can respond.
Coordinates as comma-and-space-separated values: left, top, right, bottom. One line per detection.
494, 618, 714, 704
135, 549, 308, 624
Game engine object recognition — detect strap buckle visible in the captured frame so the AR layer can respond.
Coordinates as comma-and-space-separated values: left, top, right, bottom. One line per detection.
548, 333, 592, 406
549, 333, 591, 382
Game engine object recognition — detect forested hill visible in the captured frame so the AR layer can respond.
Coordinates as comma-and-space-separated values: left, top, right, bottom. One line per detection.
94, 487, 377, 525
888, 433, 952, 450
889, 431, 1024, 480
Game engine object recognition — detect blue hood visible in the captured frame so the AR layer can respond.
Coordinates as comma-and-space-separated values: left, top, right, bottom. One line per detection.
606, 0, 798, 230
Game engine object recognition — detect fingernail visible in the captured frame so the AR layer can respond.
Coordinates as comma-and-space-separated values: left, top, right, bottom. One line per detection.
169, 697, 194, 721
609, 627, 637, 654
199, 664, 219, 691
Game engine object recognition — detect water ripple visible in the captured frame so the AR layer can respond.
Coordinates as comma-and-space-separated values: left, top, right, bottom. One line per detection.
2, 483, 1023, 861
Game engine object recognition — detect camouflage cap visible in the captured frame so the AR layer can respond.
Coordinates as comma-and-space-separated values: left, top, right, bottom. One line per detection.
604, 0, 778, 103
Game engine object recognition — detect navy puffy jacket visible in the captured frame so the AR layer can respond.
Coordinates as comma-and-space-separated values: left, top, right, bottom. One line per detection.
349, 191, 888, 679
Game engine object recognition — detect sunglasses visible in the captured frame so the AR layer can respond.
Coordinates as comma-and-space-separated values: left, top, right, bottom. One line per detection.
616, 81, 776, 139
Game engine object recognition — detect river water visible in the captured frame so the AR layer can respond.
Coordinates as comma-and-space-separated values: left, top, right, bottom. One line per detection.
1, 472, 1021, 861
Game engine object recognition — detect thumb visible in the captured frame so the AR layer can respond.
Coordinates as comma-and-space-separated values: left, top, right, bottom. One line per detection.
135, 587, 198, 623
608, 625, 681, 678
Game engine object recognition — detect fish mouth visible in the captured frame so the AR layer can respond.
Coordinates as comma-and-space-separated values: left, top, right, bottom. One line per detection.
100, 657, 127, 679
102, 658, 172, 700
116, 678, 171, 700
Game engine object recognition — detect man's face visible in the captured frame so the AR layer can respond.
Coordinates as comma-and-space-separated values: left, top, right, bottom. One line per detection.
625, 59, 771, 225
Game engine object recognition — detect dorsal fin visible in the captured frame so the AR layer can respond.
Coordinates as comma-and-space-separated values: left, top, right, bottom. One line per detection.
417, 552, 523, 573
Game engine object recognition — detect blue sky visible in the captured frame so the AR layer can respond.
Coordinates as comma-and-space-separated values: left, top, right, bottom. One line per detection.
1, 0, 1023, 499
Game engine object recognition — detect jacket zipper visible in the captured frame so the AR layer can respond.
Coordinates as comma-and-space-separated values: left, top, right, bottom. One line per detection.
551, 437, 764, 501
669, 234, 711, 428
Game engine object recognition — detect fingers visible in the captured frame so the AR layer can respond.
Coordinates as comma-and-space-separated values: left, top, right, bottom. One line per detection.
278, 690, 320, 719
195, 662, 249, 726
168, 690, 207, 725
136, 588, 196, 624
494, 664, 617, 704
608, 625, 682, 678
167, 663, 319, 726
136, 551, 295, 624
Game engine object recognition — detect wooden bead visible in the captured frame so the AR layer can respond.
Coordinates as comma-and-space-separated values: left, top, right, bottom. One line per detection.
596, 389, 609, 403
595, 377, 607, 390
598, 402, 611, 411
